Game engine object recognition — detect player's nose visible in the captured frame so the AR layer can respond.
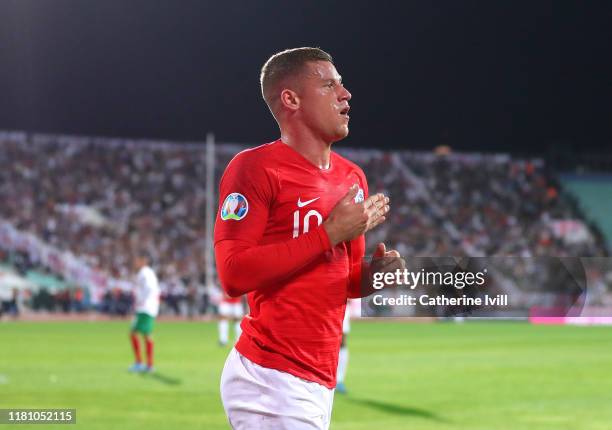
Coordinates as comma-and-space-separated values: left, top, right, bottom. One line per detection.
339, 85, 351, 101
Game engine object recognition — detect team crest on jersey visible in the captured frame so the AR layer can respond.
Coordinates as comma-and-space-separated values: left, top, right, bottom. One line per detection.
354, 188, 364, 203
221, 193, 249, 221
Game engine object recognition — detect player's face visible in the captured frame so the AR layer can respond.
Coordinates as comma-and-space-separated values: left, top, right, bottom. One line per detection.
298, 61, 352, 143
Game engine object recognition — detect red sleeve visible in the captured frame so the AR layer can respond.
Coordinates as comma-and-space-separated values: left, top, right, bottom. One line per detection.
348, 168, 369, 298
214, 151, 332, 297
214, 151, 276, 244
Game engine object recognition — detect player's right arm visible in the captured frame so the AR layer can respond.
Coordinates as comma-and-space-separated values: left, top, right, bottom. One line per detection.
215, 153, 331, 297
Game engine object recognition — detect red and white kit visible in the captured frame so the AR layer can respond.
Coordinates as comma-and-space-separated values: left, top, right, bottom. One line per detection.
215, 140, 368, 428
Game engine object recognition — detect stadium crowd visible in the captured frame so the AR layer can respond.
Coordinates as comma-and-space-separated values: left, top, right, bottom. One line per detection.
0, 133, 608, 315
0, 135, 209, 285
345, 149, 608, 258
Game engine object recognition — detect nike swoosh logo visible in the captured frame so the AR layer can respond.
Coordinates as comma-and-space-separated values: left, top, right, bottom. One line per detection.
297, 197, 320, 207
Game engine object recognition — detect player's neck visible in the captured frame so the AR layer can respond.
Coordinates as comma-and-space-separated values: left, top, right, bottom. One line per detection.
280, 128, 332, 170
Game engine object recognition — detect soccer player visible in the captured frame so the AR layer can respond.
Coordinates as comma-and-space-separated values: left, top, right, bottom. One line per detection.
214, 47, 403, 429
218, 291, 244, 346
128, 252, 160, 373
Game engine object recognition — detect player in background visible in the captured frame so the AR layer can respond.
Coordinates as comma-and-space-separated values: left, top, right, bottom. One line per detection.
335, 301, 352, 394
218, 291, 244, 346
128, 251, 160, 373
215, 47, 404, 429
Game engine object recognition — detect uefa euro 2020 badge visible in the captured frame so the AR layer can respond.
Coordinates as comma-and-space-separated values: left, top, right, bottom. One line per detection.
354, 188, 364, 203
221, 193, 249, 221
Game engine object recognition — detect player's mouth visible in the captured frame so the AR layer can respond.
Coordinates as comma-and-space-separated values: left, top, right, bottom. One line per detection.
339, 106, 350, 120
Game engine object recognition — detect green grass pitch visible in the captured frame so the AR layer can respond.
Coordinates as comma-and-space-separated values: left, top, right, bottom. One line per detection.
1, 321, 611, 429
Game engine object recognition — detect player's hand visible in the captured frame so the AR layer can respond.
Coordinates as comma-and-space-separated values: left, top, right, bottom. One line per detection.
369, 243, 405, 275
358, 243, 406, 297
363, 193, 389, 233
323, 184, 390, 246
366, 243, 406, 291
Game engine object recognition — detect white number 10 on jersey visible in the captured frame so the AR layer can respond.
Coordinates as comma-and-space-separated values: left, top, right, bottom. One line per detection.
293, 210, 323, 238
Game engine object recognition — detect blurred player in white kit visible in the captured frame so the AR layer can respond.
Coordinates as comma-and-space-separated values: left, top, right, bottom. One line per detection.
218, 292, 244, 346
128, 251, 160, 373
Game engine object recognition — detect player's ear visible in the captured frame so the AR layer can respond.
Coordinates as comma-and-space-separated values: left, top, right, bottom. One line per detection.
280, 89, 300, 112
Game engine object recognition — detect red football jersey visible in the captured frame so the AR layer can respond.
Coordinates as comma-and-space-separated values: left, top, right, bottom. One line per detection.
214, 139, 368, 388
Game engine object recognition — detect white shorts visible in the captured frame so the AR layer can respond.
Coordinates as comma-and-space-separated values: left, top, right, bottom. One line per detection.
342, 307, 350, 334
219, 302, 244, 319
220, 348, 334, 430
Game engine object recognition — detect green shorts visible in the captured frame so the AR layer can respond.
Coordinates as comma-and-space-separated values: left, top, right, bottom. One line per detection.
131, 312, 155, 335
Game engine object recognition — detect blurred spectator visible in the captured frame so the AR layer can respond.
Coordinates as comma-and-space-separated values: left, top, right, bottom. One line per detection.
72, 287, 85, 313
1, 288, 20, 318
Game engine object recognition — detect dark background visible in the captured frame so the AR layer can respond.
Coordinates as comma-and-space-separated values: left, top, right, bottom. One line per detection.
0, 1, 610, 155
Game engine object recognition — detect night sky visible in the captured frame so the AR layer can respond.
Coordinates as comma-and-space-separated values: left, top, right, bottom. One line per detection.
0, 1, 610, 154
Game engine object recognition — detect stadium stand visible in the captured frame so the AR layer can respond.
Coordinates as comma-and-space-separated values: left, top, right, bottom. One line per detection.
561, 174, 612, 247
0, 131, 608, 316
